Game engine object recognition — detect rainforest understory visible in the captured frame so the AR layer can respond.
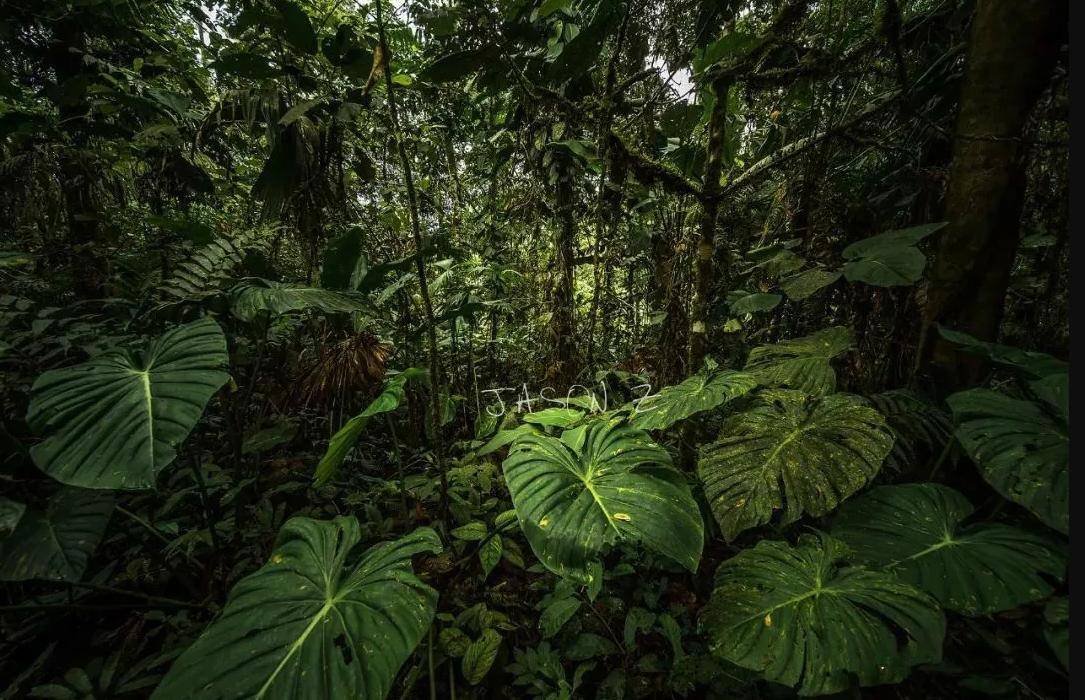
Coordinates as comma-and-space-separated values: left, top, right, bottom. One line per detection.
0, 0, 1070, 698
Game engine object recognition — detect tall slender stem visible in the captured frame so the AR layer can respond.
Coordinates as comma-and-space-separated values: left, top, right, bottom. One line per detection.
374, 0, 448, 519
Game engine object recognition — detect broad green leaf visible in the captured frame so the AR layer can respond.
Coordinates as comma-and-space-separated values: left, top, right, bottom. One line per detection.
842, 246, 926, 286
832, 484, 1066, 614
230, 278, 370, 322
698, 390, 892, 541
744, 326, 853, 395
780, 268, 841, 301
842, 223, 947, 259
624, 607, 655, 646
418, 47, 499, 83
628, 368, 757, 431
462, 629, 502, 685
539, 597, 581, 638
27, 317, 229, 489
475, 424, 539, 457
277, 1, 317, 54
0, 496, 25, 536
523, 408, 585, 428
451, 522, 488, 541
729, 292, 782, 315
868, 390, 952, 472
153, 520, 441, 699
948, 386, 1068, 534
1044, 597, 1068, 670
547, 0, 622, 79
840, 223, 946, 287
937, 327, 1068, 379
479, 535, 502, 578
314, 368, 427, 485
241, 418, 298, 455
502, 419, 703, 582
439, 628, 472, 658
565, 633, 618, 661
278, 99, 321, 126
212, 52, 280, 79
0, 488, 113, 582
701, 534, 944, 696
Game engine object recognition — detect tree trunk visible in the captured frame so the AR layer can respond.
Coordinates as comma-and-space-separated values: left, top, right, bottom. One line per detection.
688, 77, 732, 369
547, 155, 579, 386
919, 0, 1065, 388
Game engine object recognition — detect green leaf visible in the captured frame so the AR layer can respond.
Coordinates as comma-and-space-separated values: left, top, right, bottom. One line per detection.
729, 292, 782, 315
948, 385, 1068, 534
479, 535, 502, 578
1044, 597, 1069, 670
153, 520, 441, 699
229, 278, 371, 322
701, 533, 944, 696
242, 418, 298, 455
462, 629, 502, 685
27, 317, 229, 490
565, 633, 618, 661
547, 0, 622, 80
475, 424, 539, 457
439, 628, 472, 657
744, 326, 853, 395
314, 368, 427, 485
418, 47, 499, 83
0, 488, 113, 582
832, 484, 1066, 614
277, 0, 317, 54
780, 268, 841, 301
937, 327, 1068, 379
278, 98, 321, 126
539, 597, 581, 638
628, 368, 757, 431
698, 390, 892, 541
523, 408, 585, 428
624, 607, 655, 646
0, 496, 25, 536
867, 390, 952, 472
502, 419, 703, 582
212, 52, 280, 79
321, 228, 368, 288
841, 223, 946, 287
451, 522, 488, 541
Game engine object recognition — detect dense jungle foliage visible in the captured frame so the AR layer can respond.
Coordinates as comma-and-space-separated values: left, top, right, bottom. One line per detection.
0, 0, 1070, 697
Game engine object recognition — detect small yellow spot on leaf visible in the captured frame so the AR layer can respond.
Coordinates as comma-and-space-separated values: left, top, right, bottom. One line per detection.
613, 513, 631, 522
764, 614, 772, 627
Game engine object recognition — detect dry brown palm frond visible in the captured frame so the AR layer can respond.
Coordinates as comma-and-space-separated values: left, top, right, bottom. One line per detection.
296, 329, 393, 410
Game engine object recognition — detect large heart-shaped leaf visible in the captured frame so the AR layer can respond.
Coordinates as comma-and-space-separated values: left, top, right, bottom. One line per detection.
502, 418, 703, 582
948, 382, 1068, 534
841, 222, 946, 287
229, 278, 370, 321
314, 368, 428, 486
744, 326, 853, 395
153, 519, 442, 699
0, 488, 113, 582
27, 317, 229, 490
627, 366, 757, 431
832, 484, 1065, 615
937, 327, 1068, 379
868, 390, 952, 472
700, 533, 944, 696
698, 390, 892, 541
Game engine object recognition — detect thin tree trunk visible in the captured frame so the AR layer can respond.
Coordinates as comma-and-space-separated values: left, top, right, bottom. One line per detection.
688, 77, 732, 369
375, 0, 448, 516
918, 0, 1065, 389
